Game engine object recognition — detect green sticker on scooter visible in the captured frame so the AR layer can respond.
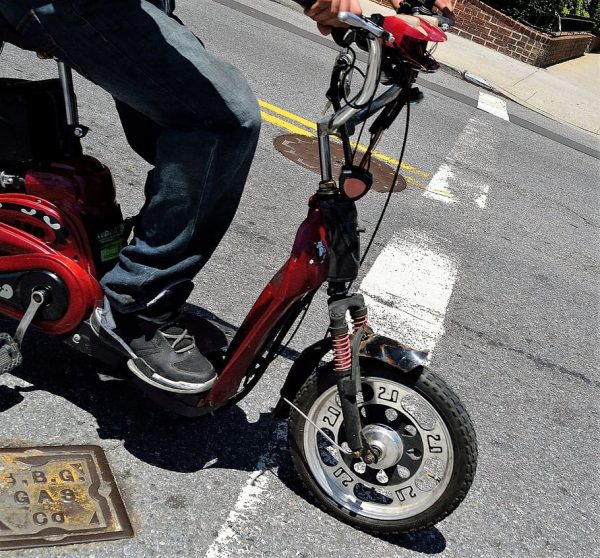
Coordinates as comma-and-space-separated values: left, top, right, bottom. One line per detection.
99, 239, 123, 262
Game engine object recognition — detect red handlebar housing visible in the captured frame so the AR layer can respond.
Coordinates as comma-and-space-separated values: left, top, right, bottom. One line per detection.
382, 15, 447, 72
383, 15, 447, 47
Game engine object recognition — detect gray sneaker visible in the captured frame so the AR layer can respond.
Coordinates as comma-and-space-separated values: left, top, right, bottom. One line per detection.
90, 297, 216, 394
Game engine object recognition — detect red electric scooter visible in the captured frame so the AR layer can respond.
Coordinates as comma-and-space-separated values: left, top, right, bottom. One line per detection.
0, 10, 477, 534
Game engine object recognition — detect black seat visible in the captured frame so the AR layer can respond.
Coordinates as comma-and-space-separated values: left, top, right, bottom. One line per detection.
0, 13, 43, 52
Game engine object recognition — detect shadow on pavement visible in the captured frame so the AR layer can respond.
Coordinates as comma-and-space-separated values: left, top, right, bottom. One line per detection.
276, 448, 448, 554
1, 314, 447, 553
0, 313, 281, 475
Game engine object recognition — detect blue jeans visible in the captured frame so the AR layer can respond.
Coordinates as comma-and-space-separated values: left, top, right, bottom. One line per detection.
0, 0, 261, 313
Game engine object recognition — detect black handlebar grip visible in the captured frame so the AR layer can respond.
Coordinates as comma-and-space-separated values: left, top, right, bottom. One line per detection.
440, 7, 456, 26
331, 27, 351, 47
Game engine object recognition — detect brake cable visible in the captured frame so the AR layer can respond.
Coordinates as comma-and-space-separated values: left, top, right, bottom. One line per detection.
351, 57, 382, 162
359, 82, 411, 268
275, 49, 412, 352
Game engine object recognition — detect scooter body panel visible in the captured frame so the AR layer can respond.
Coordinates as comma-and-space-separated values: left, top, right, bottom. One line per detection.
207, 200, 330, 404
0, 156, 120, 334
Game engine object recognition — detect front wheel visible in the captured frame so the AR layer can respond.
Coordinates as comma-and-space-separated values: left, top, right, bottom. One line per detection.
288, 360, 477, 534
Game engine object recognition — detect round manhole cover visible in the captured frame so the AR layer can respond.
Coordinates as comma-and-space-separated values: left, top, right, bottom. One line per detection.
273, 134, 407, 194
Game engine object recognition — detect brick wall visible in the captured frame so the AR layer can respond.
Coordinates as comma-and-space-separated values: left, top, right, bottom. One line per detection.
370, 0, 596, 66
451, 0, 594, 66
588, 34, 600, 52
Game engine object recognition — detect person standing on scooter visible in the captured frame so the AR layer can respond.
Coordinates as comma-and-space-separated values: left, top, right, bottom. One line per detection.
0, 0, 452, 395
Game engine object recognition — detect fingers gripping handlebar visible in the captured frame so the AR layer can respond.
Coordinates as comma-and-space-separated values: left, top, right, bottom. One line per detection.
397, 0, 455, 30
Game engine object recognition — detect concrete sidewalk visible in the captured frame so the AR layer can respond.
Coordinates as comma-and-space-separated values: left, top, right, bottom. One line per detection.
359, 0, 599, 136
274, 0, 600, 137
361, 0, 600, 135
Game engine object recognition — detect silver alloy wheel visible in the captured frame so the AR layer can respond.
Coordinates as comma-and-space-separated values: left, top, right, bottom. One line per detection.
303, 377, 454, 521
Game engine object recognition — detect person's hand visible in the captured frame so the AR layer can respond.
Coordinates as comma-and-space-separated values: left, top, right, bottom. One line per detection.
388, 1, 454, 14
433, 0, 455, 23
388, 1, 455, 24
433, 0, 454, 12
304, 0, 362, 36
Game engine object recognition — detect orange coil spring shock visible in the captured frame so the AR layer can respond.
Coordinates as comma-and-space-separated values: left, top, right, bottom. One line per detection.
331, 332, 352, 372
352, 315, 369, 333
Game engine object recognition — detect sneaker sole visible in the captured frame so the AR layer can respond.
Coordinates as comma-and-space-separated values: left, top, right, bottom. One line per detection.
127, 359, 216, 395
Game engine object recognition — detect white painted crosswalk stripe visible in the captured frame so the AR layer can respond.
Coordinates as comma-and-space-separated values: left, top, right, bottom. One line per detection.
360, 232, 459, 354
424, 163, 458, 205
477, 91, 510, 122
204, 423, 286, 558
423, 116, 497, 210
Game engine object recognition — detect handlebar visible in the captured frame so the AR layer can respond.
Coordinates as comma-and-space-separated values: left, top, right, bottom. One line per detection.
327, 9, 452, 116
315, 10, 451, 183
316, 15, 402, 183
334, 14, 385, 108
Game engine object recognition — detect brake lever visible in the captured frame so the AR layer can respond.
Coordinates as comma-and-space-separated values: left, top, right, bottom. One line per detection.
337, 12, 395, 44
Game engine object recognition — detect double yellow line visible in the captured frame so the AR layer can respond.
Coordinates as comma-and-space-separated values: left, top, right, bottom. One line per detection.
258, 99, 432, 189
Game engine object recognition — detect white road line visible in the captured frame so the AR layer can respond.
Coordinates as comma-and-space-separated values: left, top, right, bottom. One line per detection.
423, 117, 496, 209
477, 91, 510, 122
360, 231, 458, 354
475, 184, 490, 209
204, 422, 286, 558
206, 234, 459, 555
424, 163, 458, 204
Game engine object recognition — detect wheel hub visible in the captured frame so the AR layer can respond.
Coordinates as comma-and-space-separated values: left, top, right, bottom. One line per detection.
361, 424, 404, 470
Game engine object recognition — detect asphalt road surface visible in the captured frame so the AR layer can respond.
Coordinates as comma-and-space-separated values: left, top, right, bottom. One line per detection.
1, 0, 599, 556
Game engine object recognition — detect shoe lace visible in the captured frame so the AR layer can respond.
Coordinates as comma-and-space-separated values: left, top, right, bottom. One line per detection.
158, 323, 196, 354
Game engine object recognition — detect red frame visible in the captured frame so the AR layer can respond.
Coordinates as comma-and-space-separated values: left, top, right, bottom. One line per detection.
208, 197, 329, 404
0, 172, 329, 402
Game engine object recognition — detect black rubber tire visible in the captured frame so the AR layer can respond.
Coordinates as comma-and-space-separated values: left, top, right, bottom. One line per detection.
288, 359, 478, 535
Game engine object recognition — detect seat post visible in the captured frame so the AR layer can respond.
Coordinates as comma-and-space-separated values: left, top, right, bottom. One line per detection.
57, 59, 88, 144
56, 59, 88, 155
57, 60, 79, 128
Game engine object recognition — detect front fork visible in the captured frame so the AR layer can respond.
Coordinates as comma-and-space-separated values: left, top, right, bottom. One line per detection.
328, 292, 378, 463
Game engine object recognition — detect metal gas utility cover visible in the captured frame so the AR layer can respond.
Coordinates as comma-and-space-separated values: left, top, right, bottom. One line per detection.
0, 445, 133, 551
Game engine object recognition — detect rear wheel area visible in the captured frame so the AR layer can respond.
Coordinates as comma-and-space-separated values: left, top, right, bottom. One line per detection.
288, 360, 477, 534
